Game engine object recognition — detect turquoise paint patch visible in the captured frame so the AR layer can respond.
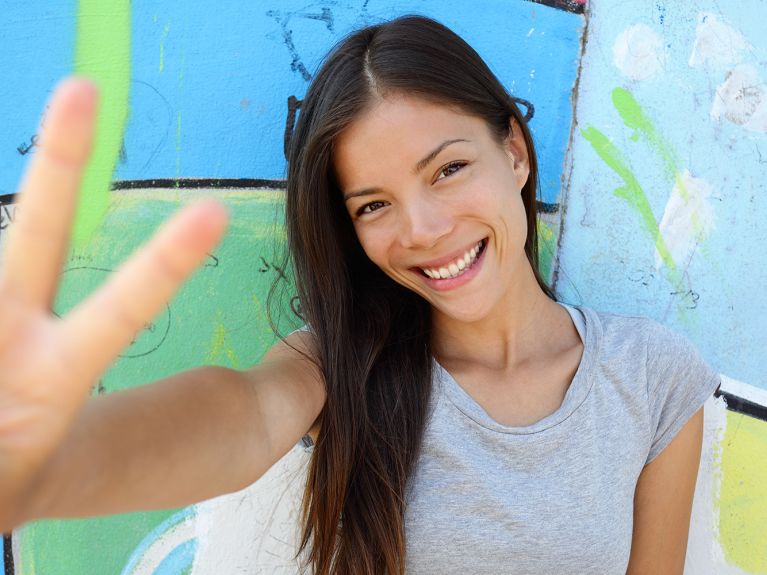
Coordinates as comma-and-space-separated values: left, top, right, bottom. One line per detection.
120, 508, 195, 575
154, 540, 198, 575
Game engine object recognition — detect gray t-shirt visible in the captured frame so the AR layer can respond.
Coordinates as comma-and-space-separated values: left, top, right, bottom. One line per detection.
403, 303, 721, 574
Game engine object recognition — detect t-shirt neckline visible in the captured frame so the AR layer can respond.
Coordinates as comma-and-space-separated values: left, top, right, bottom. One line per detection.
433, 303, 600, 435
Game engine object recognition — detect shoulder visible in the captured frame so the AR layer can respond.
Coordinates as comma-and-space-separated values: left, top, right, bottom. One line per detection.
584, 306, 693, 360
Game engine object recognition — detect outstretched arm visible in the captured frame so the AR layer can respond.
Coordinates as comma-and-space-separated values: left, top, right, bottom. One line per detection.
0, 78, 323, 531
19, 332, 325, 525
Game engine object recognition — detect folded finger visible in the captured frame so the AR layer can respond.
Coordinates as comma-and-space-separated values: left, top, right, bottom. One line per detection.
60, 199, 228, 384
1, 78, 97, 308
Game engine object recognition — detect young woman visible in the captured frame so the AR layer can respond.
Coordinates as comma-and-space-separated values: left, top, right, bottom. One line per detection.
0, 15, 720, 575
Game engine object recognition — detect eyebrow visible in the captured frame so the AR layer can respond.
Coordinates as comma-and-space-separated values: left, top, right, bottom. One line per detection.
413, 138, 469, 174
342, 138, 470, 201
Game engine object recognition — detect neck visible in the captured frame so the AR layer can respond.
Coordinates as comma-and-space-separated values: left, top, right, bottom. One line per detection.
430, 261, 568, 373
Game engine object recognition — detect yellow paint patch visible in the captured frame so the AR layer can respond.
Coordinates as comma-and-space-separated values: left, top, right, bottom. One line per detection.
718, 411, 767, 572
206, 314, 240, 369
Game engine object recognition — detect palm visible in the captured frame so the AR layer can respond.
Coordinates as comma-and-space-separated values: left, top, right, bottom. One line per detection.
0, 78, 228, 511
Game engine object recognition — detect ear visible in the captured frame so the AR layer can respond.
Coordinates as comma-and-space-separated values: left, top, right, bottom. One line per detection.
504, 116, 530, 190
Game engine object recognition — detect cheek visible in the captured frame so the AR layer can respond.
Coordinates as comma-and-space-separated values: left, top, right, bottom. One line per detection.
354, 225, 390, 267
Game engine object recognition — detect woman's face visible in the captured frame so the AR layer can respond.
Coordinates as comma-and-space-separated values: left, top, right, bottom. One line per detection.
334, 94, 531, 324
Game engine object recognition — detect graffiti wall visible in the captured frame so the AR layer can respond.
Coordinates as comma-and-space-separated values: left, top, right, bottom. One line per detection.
0, 0, 764, 573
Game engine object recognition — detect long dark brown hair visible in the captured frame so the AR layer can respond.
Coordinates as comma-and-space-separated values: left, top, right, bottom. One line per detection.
281, 15, 555, 574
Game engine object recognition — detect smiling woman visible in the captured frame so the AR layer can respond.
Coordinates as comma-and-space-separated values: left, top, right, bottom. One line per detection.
0, 13, 720, 575
283, 15, 719, 575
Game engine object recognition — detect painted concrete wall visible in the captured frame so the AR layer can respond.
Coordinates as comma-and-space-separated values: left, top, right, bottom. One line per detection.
0, 0, 764, 573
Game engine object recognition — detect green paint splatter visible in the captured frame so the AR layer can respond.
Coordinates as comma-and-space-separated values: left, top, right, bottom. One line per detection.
613, 88, 696, 210
612, 88, 679, 183
581, 126, 681, 288
159, 24, 170, 72
72, 0, 131, 247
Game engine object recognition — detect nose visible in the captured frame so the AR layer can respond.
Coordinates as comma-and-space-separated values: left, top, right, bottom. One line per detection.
399, 193, 454, 250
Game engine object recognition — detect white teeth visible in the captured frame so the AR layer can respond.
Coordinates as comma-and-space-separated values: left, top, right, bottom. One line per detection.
421, 239, 485, 280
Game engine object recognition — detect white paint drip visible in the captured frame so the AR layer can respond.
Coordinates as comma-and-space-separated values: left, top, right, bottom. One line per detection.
711, 64, 767, 133
613, 24, 665, 81
655, 170, 716, 271
689, 13, 750, 69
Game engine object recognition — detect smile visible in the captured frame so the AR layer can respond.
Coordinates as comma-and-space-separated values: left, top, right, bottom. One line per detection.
419, 238, 487, 279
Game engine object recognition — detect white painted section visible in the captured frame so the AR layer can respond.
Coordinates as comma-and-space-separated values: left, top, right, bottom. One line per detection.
720, 373, 767, 407
689, 13, 750, 69
711, 64, 767, 133
613, 24, 665, 81
655, 170, 716, 271
191, 442, 311, 574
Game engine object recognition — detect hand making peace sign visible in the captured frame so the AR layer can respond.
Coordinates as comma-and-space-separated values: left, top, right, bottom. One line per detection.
0, 78, 229, 526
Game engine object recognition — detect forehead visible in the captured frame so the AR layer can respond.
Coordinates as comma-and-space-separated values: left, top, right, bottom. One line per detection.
333, 95, 488, 185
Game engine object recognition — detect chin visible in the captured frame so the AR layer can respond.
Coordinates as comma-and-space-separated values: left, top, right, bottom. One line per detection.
430, 299, 493, 325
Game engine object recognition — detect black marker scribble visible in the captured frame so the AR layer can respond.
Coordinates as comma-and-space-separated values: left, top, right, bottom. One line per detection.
266, 10, 313, 81
512, 97, 535, 123
0, 202, 14, 231
16, 135, 38, 156
57, 266, 172, 358
290, 295, 303, 320
205, 253, 220, 268
267, 7, 336, 81
301, 7, 334, 32
627, 268, 655, 286
670, 288, 699, 310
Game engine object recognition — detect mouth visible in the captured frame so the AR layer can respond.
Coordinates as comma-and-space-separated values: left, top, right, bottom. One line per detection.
416, 238, 487, 280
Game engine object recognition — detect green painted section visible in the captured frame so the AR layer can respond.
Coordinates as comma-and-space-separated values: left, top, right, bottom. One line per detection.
718, 411, 767, 574
580, 126, 681, 289
18, 189, 297, 573
72, 0, 131, 248
18, 511, 178, 575
536, 218, 556, 286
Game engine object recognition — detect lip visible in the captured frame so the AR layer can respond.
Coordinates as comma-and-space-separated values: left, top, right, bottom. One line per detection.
412, 238, 486, 269
410, 237, 488, 292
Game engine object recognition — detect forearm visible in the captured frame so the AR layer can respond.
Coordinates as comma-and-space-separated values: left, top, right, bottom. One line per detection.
21, 365, 270, 524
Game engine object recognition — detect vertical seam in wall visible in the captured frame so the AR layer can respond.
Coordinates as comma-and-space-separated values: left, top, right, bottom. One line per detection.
551, 1, 591, 295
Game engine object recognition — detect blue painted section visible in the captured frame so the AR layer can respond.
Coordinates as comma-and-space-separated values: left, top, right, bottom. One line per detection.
152, 539, 197, 575
558, 0, 767, 388
1, 1, 584, 205
0, 1, 77, 195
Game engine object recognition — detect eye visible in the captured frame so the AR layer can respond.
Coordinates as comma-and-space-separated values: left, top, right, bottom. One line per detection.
356, 200, 388, 216
435, 161, 467, 182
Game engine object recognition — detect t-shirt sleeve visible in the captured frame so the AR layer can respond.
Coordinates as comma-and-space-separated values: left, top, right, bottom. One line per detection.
644, 320, 721, 466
